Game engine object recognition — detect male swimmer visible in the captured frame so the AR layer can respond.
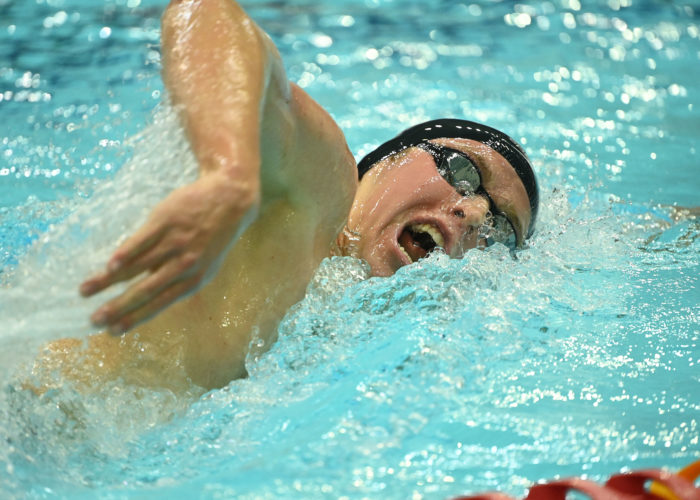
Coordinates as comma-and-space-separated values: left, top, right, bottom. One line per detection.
41, 0, 538, 392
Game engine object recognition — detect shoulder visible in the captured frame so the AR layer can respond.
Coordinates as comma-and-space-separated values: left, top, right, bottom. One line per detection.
289, 83, 357, 193
259, 82, 357, 232
290, 83, 357, 228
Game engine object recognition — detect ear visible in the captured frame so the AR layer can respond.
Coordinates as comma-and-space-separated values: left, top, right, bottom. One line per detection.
332, 225, 360, 258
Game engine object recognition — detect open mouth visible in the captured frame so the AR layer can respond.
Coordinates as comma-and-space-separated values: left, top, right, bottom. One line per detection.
397, 223, 446, 263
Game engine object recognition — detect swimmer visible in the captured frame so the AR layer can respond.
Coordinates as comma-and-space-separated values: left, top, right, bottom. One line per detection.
38, 0, 538, 392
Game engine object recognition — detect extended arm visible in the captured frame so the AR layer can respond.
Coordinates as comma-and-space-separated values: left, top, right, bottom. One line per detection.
80, 0, 290, 334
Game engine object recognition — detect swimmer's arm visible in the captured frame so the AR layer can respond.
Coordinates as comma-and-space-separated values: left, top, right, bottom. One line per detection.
160, 0, 280, 180
79, 0, 290, 334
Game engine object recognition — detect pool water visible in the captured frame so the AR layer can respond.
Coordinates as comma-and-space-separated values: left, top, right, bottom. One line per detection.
1, 0, 698, 498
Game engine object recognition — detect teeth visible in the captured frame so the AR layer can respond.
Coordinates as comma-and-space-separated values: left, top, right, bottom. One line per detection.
399, 244, 413, 262
410, 223, 445, 248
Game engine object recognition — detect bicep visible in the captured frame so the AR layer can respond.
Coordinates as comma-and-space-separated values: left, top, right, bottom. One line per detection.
161, 0, 286, 174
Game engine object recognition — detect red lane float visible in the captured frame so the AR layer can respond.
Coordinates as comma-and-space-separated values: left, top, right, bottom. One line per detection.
452, 461, 700, 500
650, 461, 700, 500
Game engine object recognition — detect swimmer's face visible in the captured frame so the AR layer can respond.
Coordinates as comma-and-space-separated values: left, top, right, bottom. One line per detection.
341, 138, 531, 277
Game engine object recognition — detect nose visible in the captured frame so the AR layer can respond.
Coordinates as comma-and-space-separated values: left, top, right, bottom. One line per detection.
450, 194, 490, 253
452, 194, 489, 225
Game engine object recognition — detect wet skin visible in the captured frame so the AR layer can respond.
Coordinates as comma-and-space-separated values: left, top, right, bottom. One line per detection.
36, 0, 532, 394
341, 138, 532, 276
43, 137, 530, 392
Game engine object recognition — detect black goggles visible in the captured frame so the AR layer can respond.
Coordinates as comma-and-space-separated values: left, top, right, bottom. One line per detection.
415, 142, 518, 249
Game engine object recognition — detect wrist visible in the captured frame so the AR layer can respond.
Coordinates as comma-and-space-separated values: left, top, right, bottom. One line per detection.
202, 167, 261, 211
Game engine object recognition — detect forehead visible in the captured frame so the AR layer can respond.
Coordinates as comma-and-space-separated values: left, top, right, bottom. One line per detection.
353, 145, 443, 204
363, 145, 436, 180
428, 138, 532, 241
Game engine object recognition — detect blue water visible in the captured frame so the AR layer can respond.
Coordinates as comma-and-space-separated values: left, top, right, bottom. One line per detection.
1, 0, 698, 498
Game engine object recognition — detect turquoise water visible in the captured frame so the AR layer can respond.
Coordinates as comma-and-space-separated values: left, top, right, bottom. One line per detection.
1, 0, 698, 498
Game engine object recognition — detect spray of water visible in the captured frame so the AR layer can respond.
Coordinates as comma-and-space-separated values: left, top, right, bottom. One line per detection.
0, 107, 697, 500
0, 103, 197, 366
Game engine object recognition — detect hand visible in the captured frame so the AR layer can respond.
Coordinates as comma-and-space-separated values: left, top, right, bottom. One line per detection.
80, 171, 259, 334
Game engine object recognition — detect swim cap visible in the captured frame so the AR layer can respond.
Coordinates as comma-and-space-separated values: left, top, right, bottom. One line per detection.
357, 119, 539, 239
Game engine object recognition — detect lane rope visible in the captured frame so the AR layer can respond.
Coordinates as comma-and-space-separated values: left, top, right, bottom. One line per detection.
452, 460, 700, 500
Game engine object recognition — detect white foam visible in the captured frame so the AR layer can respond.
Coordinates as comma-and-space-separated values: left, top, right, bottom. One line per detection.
0, 102, 197, 365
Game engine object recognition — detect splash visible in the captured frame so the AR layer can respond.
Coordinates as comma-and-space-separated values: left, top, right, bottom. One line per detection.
0, 103, 197, 369
4, 179, 697, 499
0, 102, 204, 496
1, 1, 698, 497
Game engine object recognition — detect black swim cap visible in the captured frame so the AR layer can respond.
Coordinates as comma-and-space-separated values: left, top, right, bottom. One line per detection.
357, 119, 539, 239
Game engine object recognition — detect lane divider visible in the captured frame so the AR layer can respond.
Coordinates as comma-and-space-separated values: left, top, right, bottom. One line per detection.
649, 461, 700, 500
452, 461, 700, 500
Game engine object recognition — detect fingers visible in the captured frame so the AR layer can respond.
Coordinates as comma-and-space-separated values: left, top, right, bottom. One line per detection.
80, 244, 175, 298
102, 276, 200, 336
112, 217, 169, 267
80, 221, 168, 297
90, 253, 201, 334
114, 276, 201, 334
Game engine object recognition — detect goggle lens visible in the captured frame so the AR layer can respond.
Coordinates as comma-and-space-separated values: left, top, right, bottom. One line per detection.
439, 151, 482, 196
419, 142, 518, 249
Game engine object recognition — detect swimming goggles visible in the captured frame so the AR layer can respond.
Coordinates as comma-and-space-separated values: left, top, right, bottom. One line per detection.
415, 141, 518, 249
